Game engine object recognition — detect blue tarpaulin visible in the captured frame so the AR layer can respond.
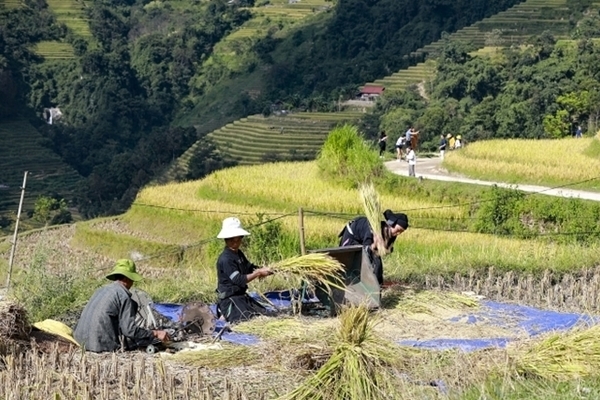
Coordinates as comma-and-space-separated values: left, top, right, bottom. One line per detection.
153, 293, 597, 351
398, 300, 597, 352
152, 290, 317, 346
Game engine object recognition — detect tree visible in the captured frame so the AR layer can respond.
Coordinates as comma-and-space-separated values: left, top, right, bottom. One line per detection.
33, 196, 72, 226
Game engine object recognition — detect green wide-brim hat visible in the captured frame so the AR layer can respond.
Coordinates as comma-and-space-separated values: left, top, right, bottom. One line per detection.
106, 259, 144, 282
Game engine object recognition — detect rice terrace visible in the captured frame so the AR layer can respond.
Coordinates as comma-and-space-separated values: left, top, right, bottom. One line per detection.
1, 123, 600, 399
5, 0, 600, 398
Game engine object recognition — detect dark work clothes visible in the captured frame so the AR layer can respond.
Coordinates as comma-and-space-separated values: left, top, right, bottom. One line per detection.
440, 138, 447, 150
73, 282, 154, 352
216, 247, 269, 323
338, 217, 397, 285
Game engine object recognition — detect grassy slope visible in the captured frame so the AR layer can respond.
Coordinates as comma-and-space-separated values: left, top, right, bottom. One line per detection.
76, 157, 600, 294
0, 119, 83, 230
443, 136, 600, 191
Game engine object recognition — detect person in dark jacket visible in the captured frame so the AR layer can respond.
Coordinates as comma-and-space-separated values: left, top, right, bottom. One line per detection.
338, 210, 409, 286
73, 259, 169, 352
215, 217, 273, 323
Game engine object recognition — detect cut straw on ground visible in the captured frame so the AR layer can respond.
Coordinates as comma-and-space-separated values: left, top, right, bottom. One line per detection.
359, 182, 386, 256
277, 304, 410, 400
512, 323, 600, 381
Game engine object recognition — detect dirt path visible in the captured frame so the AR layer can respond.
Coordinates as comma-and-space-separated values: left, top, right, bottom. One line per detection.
386, 156, 600, 202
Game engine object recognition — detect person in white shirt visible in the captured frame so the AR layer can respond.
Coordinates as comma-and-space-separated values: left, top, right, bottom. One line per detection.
406, 145, 416, 177
395, 136, 406, 160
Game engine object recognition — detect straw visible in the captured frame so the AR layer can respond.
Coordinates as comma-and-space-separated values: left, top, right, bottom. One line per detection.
512, 324, 600, 381
269, 253, 346, 292
277, 304, 407, 400
358, 182, 386, 256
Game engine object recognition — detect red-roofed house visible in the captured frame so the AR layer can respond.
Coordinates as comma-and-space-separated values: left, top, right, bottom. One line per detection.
359, 86, 385, 100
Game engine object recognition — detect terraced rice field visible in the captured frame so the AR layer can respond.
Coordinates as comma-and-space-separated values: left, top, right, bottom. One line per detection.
0, 120, 82, 215
46, 0, 92, 38
362, 0, 570, 92
0, 0, 23, 8
34, 41, 75, 60
413, 0, 569, 58
226, 0, 331, 41
161, 111, 363, 180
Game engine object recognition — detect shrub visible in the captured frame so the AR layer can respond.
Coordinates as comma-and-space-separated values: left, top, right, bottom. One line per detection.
317, 124, 383, 187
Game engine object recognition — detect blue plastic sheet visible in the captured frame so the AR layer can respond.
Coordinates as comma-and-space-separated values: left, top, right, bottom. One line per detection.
152, 290, 319, 346
398, 300, 597, 352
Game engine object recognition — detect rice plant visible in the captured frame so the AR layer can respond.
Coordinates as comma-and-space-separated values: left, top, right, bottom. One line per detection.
278, 304, 408, 400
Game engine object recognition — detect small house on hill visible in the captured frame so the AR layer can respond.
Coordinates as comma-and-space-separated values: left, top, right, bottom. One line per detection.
359, 86, 385, 101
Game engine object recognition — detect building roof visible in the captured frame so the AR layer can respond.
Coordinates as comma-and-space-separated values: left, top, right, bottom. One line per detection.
360, 86, 385, 95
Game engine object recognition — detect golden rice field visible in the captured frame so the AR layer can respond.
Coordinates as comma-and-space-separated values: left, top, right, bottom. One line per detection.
112, 160, 600, 285
443, 137, 600, 190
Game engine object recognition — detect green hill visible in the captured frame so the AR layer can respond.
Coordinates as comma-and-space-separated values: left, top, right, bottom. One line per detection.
0, 120, 83, 226
161, 111, 363, 180
175, 0, 578, 168
362, 0, 571, 91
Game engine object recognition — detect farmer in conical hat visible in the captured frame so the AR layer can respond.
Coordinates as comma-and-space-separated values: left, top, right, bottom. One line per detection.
215, 217, 274, 323
338, 210, 409, 286
73, 259, 169, 352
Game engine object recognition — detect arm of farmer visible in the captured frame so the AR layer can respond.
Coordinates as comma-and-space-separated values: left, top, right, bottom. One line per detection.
119, 297, 169, 343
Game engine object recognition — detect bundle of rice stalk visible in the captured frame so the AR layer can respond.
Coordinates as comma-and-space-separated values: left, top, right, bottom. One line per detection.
269, 253, 345, 292
512, 324, 600, 381
277, 304, 405, 400
358, 182, 386, 256
0, 300, 30, 341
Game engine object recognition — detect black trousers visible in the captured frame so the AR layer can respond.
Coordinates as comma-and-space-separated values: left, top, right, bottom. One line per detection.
218, 294, 270, 323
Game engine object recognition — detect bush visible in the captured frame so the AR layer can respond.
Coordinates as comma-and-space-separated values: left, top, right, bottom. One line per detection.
243, 214, 299, 265
11, 250, 100, 322
317, 124, 384, 187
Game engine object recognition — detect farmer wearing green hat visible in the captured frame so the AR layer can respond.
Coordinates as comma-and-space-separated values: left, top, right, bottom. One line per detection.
73, 259, 169, 352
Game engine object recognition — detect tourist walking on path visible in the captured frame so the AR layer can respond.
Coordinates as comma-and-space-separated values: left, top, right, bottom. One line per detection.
406, 145, 416, 177
439, 134, 447, 160
395, 136, 406, 160
378, 131, 388, 158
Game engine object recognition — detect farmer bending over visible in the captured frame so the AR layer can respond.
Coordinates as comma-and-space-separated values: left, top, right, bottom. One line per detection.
215, 217, 273, 323
339, 210, 409, 286
74, 259, 169, 352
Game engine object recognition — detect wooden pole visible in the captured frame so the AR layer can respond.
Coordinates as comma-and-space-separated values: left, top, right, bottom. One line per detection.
298, 207, 306, 255
6, 171, 28, 291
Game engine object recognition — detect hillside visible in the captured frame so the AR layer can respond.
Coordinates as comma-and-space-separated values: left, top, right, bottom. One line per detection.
362, 0, 571, 91
3, 0, 597, 218
175, 0, 583, 168
0, 119, 83, 230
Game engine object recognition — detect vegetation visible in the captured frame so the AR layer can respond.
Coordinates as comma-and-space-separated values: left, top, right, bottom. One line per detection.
2, 0, 555, 222
443, 136, 600, 190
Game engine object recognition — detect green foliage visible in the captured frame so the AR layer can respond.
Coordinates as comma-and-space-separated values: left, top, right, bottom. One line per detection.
33, 195, 72, 226
242, 214, 299, 265
475, 186, 526, 236
473, 185, 600, 244
543, 110, 571, 138
317, 124, 383, 186
11, 250, 100, 322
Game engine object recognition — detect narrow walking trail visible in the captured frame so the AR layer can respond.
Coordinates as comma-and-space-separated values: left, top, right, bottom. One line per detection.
385, 156, 600, 202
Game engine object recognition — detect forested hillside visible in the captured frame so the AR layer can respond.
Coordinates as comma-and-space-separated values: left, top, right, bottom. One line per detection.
0, 0, 597, 230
